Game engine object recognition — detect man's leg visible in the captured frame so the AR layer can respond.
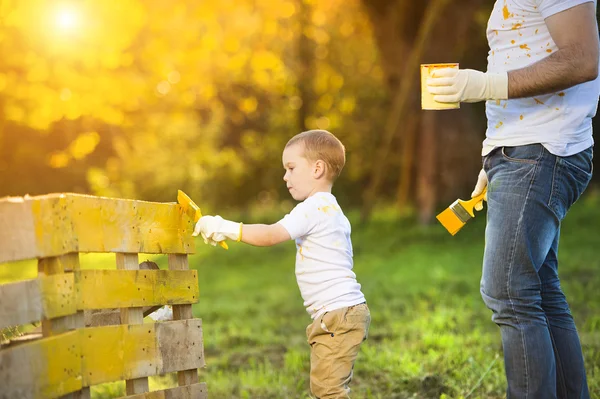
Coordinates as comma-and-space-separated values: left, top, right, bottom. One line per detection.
481, 144, 560, 398
539, 146, 593, 399
539, 231, 589, 398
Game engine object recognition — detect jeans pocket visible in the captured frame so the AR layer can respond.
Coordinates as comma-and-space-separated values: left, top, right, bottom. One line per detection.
550, 147, 593, 219
501, 144, 543, 164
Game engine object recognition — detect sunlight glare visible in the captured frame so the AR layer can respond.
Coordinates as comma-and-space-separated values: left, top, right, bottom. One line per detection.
55, 8, 79, 32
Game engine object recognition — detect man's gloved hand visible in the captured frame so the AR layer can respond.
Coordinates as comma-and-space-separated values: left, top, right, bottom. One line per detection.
427, 68, 508, 103
472, 169, 488, 211
192, 215, 241, 244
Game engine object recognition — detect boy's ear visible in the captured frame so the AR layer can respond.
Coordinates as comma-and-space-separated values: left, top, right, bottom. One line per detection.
314, 160, 326, 179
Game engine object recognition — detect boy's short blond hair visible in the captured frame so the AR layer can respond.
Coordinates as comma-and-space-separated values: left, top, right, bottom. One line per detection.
285, 130, 346, 181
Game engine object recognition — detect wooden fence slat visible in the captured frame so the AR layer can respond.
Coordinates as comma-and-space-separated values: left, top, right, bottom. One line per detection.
117, 253, 149, 395
0, 269, 198, 330
77, 270, 199, 309
0, 320, 204, 397
168, 254, 198, 386
122, 383, 208, 399
0, 274, 76, 330
0, 194, 196, 264
0, 331, 82, 399
80, 319, 204, 386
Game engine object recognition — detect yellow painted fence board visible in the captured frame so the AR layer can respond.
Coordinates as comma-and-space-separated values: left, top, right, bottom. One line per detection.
77, 270, 199, 309
0, 270, 198, 329
0, 274, 76, 330
82, 319, 204, 386
122, 383, 208, 399
0, 331, 81, 399
0, 194, 196, 264
0, 320, 204, 398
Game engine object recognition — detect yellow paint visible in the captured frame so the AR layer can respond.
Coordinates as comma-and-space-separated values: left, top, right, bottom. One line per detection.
39, 331, 82, 397
495, 121, 504, 128
520, 44, 530, 51
436, 208, 464, 236
298, 245, 305, 261
558, 92, 565, 97
535, 29, 539, 34
534, 98, 545, 105
420, 63, 460, 110
40, 273, 77, 319
81, 324, 159, 386
0, 331, 82, 398
5, 193, 197, 262
76, 270, 199, 309
502, 1, 513, 19
520, 115, 524, 120
437, 188, 487, 236
177, 190, 227, 250
546, 49, 552, 53
511, 40, 515, 44
318, 205, 339, 214
511, 23, 522, 30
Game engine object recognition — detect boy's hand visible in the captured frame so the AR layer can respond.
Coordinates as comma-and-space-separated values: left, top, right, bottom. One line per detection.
193, 215, 241, 244
426, 68, 508, 103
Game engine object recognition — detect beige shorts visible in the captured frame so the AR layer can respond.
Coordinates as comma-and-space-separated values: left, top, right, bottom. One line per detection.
306, 303, 371, 399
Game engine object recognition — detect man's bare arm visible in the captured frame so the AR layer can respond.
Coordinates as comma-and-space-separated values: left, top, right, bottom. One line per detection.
509, 2, 599, 98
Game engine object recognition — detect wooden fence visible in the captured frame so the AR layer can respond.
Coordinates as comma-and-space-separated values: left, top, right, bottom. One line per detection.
0, 193, 207, 398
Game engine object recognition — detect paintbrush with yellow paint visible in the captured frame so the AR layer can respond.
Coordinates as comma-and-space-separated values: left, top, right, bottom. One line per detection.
177, 190, 228, 250
436, 187, 487, 236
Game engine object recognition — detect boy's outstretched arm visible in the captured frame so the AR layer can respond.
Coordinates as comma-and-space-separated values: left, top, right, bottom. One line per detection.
240, 224, 291, 247
193, 215, 290, 247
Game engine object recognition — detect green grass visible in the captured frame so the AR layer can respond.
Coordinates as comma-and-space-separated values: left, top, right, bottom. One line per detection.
1, 192, 599, 398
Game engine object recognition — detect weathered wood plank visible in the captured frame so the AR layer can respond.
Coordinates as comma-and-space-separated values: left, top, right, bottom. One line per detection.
77, 270, 198, 309
80, 320, 204, 386
0, 194, 196, 263
0, 331, 82, 399
0, 269, 197, 330
38, 254, 80, 338
122, 383, 208, 399
168, 254, 199, 386
0, 320, 204, 398
0, 274, 76, 330
117, 253, 149, 395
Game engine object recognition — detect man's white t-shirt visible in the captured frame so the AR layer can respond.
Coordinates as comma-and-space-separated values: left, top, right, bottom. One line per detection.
277, 192, 365, 320
483, 0, 599, 156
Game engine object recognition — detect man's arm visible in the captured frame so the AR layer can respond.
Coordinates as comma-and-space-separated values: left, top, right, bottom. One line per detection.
240, 223, 291, 247
426, 3, 598, 103
509, 2, 599, 98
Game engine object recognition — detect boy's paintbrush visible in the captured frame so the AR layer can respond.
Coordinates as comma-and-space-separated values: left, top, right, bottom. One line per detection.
177, 190, 228, 250
436, 187, 487, 236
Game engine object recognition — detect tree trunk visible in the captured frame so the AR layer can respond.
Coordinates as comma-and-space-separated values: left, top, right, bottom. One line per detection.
360, 0, 488, 223
297, 0, 313, 132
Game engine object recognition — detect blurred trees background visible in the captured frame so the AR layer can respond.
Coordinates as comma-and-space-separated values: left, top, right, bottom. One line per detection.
0, 0, 597, 222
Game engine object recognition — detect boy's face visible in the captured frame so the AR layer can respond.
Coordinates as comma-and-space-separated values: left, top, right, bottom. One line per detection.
282, 143, 317, 201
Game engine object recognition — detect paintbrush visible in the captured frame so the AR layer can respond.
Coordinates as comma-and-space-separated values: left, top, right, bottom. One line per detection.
436, 187, 487, 236
177, 190, 228, 250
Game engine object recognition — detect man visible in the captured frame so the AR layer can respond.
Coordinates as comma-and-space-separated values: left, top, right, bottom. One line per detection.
427, 1, 598, 398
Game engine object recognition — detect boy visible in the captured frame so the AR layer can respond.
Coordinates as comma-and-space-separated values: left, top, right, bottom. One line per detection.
193, 129, 370, 399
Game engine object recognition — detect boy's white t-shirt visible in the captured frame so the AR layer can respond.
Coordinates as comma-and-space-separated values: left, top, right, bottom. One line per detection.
483, 0, 599, 156
277, 192, 365, 320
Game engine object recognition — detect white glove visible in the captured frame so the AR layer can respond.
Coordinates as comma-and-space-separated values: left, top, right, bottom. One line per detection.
471, 169, 488, 211
427, 68, 508, 103
192, 215, 241, 244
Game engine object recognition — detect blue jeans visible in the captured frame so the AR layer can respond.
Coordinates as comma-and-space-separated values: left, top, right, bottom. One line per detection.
481, 144, 593, 399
